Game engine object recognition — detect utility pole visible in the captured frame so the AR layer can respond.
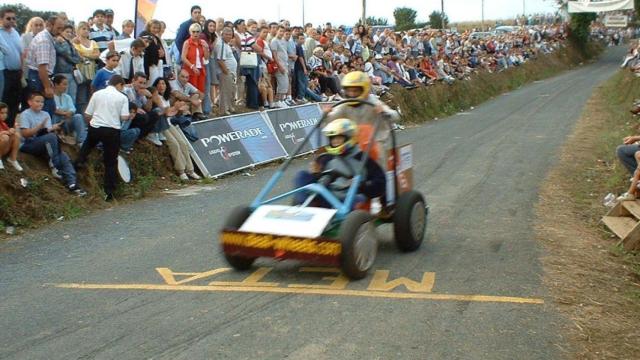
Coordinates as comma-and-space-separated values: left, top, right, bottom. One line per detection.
481, 0, 485, 31
441, 0, 445, 30
523, 0, 526, 16
362, 0, 366, 26
302, 0, 305, 25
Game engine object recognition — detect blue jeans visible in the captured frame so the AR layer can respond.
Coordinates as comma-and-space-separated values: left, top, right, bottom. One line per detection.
27, 69, 56, 118
305, 87, 323, 102
241, 66, 260, 109
75, 81, 91, 115
0, 69, 4, 101
120, 120, 140, 151
616, 144, 640, 175
294, 69, 308, 101
53, 114, 87, 145
203, 68, 212, 114
20, 133, 77, 187
152, 114, 171, 133
61, 73, 77, 104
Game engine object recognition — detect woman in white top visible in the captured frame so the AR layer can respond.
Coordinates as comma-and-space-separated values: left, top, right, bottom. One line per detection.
150, 77, 200, 181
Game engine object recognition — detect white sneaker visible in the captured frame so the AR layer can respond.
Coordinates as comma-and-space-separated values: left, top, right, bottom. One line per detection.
6, 159, 23, 172
146, 133, 163, 147
279, 101, 289, 108
51, 168, 62, 179
0, 159, 4, 170
617, 192, 636, 202
158, 133, 167, 141
179, 173, 189, 181
187, 171, 201, 180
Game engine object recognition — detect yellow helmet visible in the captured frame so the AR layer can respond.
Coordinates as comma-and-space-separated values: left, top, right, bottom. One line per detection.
341, 71, 370, 103
322, 118, 358, 156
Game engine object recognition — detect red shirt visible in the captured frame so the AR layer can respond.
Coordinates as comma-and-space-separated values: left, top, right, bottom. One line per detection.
0, 121, 9, 131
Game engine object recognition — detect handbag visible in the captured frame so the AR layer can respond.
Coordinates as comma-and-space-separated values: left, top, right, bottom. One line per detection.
267, 60, 279, 75
72, 68, 84, 83
239, 51, 258, 68
76, 60, 96, 81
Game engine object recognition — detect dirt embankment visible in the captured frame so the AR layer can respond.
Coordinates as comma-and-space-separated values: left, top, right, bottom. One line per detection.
535, 70, 640, 359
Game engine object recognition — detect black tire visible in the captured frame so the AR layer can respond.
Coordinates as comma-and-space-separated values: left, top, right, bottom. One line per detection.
221, 206, 256, 271
393, 191, 427, 252
339, 210, 376, 280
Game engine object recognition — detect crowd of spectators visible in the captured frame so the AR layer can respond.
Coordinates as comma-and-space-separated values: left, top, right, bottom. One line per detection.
0, 5, 574, 200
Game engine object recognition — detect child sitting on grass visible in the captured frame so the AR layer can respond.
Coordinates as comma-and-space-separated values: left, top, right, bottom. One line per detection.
0, 102, 23, 171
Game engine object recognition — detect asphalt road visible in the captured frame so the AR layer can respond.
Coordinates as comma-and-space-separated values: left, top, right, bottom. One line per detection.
0, 47, 626, 360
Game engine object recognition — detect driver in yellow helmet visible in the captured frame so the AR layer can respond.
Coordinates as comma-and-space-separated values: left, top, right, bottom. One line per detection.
293, 118, 386, 208
324, 71, 399, 167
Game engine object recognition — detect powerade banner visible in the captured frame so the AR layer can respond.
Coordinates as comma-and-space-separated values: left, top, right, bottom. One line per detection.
189, 113, 287, 177
135, 0, 159, 36
265, 104, 328, 156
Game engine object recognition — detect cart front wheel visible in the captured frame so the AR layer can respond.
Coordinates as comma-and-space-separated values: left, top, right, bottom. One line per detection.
340, 210, 377, 280
221, 206, 256, 271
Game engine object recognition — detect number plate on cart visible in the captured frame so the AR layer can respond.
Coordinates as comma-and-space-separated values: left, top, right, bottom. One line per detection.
220, 230, 342, 265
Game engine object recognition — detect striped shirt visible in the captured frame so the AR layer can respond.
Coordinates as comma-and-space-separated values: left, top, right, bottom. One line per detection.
238, 32, 256, 52
90, 24, 114, 52
26, 30, 56, 74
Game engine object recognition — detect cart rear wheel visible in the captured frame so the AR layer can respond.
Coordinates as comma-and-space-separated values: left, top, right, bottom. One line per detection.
221, 206, 256, 271
340, 211, 376, 280
394, 191, 427, 252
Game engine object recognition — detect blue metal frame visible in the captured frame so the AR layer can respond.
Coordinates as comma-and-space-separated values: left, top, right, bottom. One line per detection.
250, 174, 363, 220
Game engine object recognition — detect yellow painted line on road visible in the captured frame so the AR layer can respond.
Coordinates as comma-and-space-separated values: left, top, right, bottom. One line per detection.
53, 283, 544, 305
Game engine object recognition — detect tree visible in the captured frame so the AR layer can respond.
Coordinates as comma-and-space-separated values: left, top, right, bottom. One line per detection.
0, 4, 57, 33
366, 16, 389, 26
393, 7, 418, 31
569, 12, 596, 50
428, 11, 449, 30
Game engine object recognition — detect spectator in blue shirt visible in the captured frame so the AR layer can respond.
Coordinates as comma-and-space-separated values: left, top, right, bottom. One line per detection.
52, 75, 87, 146
0, 8, 23, 127
92, 51, 119, 91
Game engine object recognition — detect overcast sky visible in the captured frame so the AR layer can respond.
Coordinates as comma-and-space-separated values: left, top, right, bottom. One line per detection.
19, 0, 559, 36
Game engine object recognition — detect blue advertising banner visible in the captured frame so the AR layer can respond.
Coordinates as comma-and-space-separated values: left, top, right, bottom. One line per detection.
264, 104, 328, 157
187, 112, 287, 178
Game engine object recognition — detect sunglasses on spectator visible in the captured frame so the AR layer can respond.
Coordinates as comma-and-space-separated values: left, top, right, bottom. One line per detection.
4, 17, 16, 20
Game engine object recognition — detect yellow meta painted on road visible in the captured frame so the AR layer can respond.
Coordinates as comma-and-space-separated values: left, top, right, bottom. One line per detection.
54, 282, 544, 305
52, 266, 545, 305
367, 270, 435, 293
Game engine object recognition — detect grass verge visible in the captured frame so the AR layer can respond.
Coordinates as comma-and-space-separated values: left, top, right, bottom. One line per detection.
0, 141, 178, 234
535, 70, 640, 359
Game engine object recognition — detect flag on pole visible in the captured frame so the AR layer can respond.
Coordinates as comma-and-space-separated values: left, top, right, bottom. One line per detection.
135, 0, 159, 36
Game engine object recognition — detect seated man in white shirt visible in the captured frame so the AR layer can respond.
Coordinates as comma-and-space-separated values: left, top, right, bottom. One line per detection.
170, 69, 205, 120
